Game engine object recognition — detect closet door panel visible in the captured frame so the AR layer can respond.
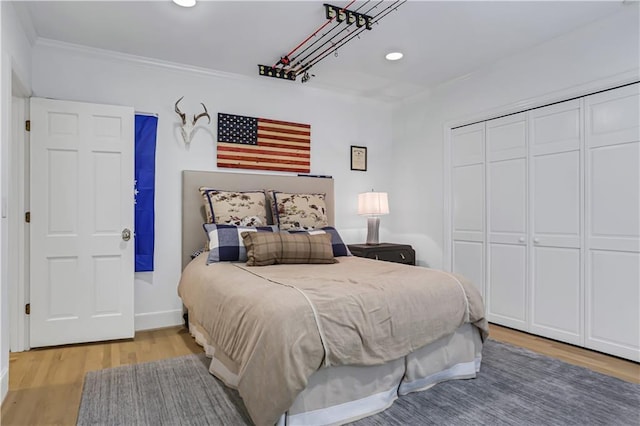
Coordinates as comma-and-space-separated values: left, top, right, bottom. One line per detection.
452, 164, 484, 242
589, 142, 639, 251
486, 114, 527, 330
531, 247, 581, 344
529, 99, 583, 344
453, 241, 484, 296
451, 123, 485, 298
487, 112, 527, 161
587, 84, 640, 148
489, 159, 526, 240
487, 244, 527, 328
530, 99, 581, 156
532, 150, 581, 247
585, 83, 640, 361
452, 123, 485, 166
587, 250, 639, 359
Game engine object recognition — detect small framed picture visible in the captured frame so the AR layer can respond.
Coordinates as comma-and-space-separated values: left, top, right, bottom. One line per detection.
351, 145, 367, 171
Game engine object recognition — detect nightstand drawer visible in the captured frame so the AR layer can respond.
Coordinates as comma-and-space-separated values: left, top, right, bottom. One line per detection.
368, 248, 415, 265
348, 243, 416, 266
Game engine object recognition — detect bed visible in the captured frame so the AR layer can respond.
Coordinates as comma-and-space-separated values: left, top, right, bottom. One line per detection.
178, 170, 488, 426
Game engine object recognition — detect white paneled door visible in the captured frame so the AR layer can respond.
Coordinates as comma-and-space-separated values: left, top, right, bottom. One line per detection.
451, 123, 485, 297
448, 82, 639, 361
486, 113, 528, 330
584, 83, 640, 361
30, 97, 134, 347
529, 99, 583, 345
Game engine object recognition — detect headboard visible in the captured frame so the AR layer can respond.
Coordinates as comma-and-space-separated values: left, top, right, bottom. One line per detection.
182, 170, 335, 269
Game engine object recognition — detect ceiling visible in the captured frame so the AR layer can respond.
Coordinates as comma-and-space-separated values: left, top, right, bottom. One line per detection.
16, 1, 625, 102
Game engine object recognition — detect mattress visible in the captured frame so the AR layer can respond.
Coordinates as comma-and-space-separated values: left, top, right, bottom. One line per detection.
178, 254, 488, 425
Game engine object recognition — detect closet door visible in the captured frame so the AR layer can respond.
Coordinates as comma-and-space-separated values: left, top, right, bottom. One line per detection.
529, 99, 583, 345
584, 83, 640, 361
486, 113, 528, 330
451, 123, 485, 298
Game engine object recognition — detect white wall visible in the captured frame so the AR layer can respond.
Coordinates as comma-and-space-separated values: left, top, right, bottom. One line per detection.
31, 42, 393, 330
391, 4, 640, 269
1, 0, 33, 403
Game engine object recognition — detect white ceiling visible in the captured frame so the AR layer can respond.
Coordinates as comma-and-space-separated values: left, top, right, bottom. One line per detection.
16, 1, 625, 102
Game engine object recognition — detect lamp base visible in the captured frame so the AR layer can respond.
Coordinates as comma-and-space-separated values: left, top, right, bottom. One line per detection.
366, 217, 381, 245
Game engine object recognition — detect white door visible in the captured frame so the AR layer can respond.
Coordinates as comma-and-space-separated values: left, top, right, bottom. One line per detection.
30, 97, 135, 347
451, 123, 485, 298
529, 99, 583, 345
486, 113, 528, 330
584, 83, 640, 361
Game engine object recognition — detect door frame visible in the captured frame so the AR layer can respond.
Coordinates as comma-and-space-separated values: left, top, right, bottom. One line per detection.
443, 70, 640, 272
8, 72, 30, 352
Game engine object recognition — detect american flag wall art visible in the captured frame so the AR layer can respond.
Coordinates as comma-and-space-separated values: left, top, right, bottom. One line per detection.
217, 113, 311, 173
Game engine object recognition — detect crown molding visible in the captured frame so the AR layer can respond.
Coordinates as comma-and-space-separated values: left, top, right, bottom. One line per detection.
34, 38, 393, 108
34, 38, 254, 82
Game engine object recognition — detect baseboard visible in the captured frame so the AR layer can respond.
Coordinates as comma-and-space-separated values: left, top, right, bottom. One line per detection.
1, 366, 8, 405
134, 309, 183, 331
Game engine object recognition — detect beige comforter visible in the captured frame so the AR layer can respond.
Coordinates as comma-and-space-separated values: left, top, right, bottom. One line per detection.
178, 255, 488, 426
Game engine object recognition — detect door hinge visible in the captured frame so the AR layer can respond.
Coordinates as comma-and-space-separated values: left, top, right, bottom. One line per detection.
25, 211, 30, 223
25, 120, 30, 132
25, 303, 30, 315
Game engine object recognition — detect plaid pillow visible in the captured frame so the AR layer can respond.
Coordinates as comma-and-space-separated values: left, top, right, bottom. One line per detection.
288, 226, 351, 257
242, 232, 337, 266
203, 223, 277, 264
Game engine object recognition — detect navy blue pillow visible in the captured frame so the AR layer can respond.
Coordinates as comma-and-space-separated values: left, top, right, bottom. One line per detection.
288, 226, 351, 257
203, 223, 278, 264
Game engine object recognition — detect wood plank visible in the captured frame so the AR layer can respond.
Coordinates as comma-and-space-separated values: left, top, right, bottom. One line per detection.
489, 323, 640, 383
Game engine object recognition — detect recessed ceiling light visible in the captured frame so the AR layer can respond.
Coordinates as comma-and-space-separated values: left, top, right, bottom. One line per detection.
385, 52, 403, 61
173, 0, 196, 7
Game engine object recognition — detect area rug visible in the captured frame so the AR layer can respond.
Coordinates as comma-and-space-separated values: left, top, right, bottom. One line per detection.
77, 339, 639, 425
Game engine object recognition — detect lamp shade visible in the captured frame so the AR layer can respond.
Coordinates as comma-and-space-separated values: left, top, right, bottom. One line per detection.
358, 192, 389, 216
173, 0, 196, 6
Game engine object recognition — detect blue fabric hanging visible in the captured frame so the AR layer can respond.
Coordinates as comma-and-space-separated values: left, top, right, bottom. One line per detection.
134, 114, 158, 272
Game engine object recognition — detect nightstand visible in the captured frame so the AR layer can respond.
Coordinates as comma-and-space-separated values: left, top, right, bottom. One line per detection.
348, 243, 415, 266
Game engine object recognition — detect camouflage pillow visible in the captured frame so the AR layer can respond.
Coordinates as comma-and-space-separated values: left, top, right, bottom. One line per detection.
270, 191, 328, 231
199, 188, 268, 226
242, 232, 337, 266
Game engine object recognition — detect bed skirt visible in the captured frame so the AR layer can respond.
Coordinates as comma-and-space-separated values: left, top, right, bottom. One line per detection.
188, 319, 483, 425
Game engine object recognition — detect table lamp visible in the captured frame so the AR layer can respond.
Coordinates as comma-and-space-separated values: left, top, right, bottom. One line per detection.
358, 191, 389, 245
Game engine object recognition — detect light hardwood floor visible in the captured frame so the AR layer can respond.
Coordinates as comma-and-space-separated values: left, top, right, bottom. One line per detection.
1, 324, 638, 425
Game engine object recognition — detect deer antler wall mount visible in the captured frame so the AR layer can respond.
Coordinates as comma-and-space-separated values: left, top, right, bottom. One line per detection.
175, 96, 211, 144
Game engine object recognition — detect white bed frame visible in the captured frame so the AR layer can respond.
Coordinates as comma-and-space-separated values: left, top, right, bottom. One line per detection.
181, 170, 482, 425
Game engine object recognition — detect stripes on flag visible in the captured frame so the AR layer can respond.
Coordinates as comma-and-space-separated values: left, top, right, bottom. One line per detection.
217, 113, 311, 173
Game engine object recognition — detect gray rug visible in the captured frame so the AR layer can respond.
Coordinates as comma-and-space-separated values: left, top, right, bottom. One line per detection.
77, 340, 639, 426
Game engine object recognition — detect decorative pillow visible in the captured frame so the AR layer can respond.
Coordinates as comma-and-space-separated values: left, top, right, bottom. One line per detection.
190, 247, 206, 260
270, 191, 328, 231
242, 232, 337, 266
264, 188, 278, 225
203, 223, 277, 264
199, 188, 268, 226
288, 226, 351, 257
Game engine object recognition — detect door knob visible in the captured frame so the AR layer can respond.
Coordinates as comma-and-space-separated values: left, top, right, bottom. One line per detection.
533, 237, 540, 244
518, 237, 525, 243
122, 228, 132, 242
